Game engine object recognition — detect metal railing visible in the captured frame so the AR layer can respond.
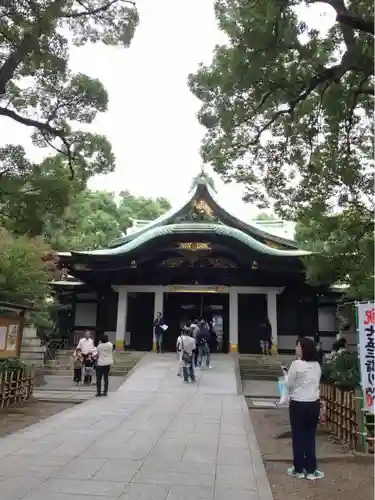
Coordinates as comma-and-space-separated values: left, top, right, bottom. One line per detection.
44, 339, 68, 362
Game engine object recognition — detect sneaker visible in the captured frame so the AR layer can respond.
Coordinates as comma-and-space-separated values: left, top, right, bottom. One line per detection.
95, 393, 102, 397
287, 468, 305, 479
306, 470, 324, 480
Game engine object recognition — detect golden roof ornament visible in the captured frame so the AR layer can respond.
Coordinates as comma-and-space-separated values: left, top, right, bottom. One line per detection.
194, 199, 213, 216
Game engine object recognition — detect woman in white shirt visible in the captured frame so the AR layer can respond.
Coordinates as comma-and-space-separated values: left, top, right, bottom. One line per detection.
286, 337, 324, 480
95, 334, 114, 397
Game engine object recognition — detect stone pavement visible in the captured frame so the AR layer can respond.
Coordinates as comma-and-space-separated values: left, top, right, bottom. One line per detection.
0, 353, 273, 500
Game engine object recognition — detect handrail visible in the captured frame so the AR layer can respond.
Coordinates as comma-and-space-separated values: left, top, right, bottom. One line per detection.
44, 339, 68, 362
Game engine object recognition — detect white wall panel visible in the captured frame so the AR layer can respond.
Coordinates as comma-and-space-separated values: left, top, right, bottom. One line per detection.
318, 306, 337, 332
74, 302, 97, 327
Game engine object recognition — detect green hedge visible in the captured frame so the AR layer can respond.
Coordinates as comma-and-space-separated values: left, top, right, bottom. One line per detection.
322, 351, 360, 390
0, 358, 27, 374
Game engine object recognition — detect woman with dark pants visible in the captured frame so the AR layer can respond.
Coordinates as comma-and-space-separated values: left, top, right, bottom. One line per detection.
95, 334, 114, 397
287, 337, 324, 480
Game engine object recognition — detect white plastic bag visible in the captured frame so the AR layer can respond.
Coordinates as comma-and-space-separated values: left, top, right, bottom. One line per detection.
278, 375, 290, 405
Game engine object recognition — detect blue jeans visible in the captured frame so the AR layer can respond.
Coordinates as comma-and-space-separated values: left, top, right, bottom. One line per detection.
198, 343, 210, 367
182, 358, 195, 382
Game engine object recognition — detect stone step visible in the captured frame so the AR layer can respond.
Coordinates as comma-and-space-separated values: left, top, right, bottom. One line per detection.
44, 361, 137, 368
54, 349, 142, 356
239, 364, 282, 370
241, 374, 280, 381
239, 365, 283, 372
44, 368, 133, 376
240, 370, 282, 376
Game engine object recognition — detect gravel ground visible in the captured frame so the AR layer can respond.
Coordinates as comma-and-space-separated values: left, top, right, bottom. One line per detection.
0, 399, 76, 438
250, 407, 374, 500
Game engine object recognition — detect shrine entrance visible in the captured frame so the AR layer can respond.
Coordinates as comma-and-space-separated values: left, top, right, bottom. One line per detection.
162, 292, 229, 353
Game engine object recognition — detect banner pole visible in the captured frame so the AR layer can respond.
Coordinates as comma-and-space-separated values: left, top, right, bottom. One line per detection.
355, 302, 367, 452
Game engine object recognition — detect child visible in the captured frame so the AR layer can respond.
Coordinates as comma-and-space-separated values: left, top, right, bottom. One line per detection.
73, 348, 83, 385
83, 352, 95, 385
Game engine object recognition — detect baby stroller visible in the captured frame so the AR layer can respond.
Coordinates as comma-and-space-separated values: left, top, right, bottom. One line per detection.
82, 352, 96, 385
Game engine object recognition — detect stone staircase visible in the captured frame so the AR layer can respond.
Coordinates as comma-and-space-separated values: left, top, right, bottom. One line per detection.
44, 350, 144, 377
239, 354, 295, 381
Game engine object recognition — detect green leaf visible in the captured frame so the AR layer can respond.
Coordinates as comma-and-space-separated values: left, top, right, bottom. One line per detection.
0, 0, 139, 178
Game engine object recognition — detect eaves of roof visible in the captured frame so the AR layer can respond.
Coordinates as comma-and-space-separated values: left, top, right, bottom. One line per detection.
71, 223, 312, 259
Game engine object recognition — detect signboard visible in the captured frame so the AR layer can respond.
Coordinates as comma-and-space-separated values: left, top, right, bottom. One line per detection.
6, 324, 18, 351
177, 242, 211, 251
168, 285, 226, 293
0, 327, 6, 350
356, 303, 375, 414
0, 319, 21, 358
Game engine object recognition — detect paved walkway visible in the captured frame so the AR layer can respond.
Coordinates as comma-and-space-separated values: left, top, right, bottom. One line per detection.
0, 354, 273, 500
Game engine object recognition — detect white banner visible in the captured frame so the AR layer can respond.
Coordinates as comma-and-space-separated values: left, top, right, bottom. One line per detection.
357, 303, 375, 414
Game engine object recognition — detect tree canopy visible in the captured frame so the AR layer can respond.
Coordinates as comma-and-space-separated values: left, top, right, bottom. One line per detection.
295, 205, 374, 299
0, 150, 86, 236
0, 1, 139, 234
0, 0, 138, 174
254, 212, 278, 221
0, 228, 58, 303
45, 189, 171, 251
189, 0, 374, 216
118, 190, 172, 228
189, 0, 374, 299
0, 188, 171, 304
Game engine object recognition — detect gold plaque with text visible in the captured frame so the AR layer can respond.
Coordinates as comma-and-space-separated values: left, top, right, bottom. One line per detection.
177, 242, 211, 251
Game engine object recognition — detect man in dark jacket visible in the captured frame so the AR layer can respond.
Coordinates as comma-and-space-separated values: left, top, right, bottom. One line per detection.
259, 318, 272, 355
153, 312, 164, 354
196, 320, 211, 368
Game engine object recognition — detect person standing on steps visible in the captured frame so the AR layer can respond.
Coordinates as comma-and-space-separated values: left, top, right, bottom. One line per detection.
72, 348, 83, 385
287, 337, 324, 480
259, 317, 272, 355
95, 334, 114, 397
153, 312, 165, 354
76, 330, 94, 355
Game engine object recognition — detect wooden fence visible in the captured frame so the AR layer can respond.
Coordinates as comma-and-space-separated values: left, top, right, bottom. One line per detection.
321, 382, 374, 453
0, 369, 33, 408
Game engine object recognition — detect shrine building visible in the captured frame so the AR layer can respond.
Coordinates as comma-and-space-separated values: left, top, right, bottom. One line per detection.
55, 175, 340, 353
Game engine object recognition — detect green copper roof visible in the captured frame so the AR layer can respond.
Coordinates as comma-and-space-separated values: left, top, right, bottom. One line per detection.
109, 176, 300, 249
72, 223, 311, 258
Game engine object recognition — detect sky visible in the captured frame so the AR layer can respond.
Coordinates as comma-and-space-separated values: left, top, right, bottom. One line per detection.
0, 0, 336, 221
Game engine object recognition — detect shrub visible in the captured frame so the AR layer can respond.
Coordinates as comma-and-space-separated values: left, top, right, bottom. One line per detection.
0, 228, 59, 304
322, 351, 360, 390
0, 358, 27, 374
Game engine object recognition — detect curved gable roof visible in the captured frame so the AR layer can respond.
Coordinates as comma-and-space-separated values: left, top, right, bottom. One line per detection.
72, 223, 311, 259
109, 177, 300, 249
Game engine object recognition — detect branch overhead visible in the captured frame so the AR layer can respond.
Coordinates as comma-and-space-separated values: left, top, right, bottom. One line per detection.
308, 0, 374, 35
63, 0, 136, 19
